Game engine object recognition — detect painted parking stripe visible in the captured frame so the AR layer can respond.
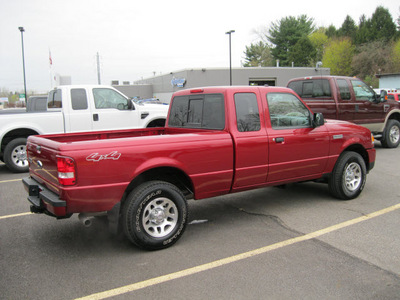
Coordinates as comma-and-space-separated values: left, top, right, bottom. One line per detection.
74, 203, 400, 300
0, 178, 23, 184
0, 212, 31, 220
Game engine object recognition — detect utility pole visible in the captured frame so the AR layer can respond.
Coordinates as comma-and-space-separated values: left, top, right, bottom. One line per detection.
225, 30, 235, 86
18, 27, 27, 103
96, 52, 101, 84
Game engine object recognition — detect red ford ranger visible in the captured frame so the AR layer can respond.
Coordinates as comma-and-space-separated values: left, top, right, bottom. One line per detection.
287, 76, 400, 148
23, 86, 375, 250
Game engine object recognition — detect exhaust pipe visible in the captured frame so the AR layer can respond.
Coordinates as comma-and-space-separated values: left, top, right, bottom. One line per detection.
78, 214, 93, 227
78, 212, 107, 227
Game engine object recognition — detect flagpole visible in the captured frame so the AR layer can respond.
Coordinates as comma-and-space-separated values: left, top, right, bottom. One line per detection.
49, 49, 53, 89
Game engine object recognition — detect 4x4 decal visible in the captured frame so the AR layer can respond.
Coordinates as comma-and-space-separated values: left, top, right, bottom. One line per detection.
86, 151, 121, 162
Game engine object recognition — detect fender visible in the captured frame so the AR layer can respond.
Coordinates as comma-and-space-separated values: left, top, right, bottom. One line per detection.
384, 109, 400, 125
131, 156, 189, 181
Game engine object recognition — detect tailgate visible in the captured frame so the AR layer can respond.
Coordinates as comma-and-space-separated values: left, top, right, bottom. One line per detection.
26, 138, 60, 193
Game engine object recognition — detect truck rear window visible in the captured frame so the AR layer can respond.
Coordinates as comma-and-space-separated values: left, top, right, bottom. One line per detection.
288, 79, 332, 99
168, 94, 225, 129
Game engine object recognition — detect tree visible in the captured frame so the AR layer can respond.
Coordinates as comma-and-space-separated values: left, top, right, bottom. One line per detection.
242, 41, 274, 67
309, 29, 329, 62
288, 36, 316, 67
267, 15, 315, 66
325, 25, 337, 38
352, 40, 393, 79
369, 6, 397, 41
338, 15, 357, 42
355, 14, 371, 45
392, 39, 400, 71
322, 38, 355, 76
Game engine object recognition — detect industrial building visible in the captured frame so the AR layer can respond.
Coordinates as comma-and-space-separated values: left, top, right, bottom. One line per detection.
113, 67, 330, 103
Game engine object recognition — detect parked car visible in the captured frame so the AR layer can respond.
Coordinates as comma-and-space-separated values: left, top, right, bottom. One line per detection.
288, 76, 400, 148
0, 85, 168, 172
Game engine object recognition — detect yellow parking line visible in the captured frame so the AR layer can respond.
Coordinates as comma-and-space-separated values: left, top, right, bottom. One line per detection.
75, 203, 400, 300
0, 178, 23, 184
0, 212, 31, 220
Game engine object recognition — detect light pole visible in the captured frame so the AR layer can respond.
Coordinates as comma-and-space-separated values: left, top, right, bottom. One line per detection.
225, 30, 235, 86
18, 26, 27, 103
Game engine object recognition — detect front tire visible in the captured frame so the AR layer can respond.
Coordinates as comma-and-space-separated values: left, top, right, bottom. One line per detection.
381, 119, 400, 148
4, 138, 29, 173
122, 181, 188, 250
328, 151, 367, 200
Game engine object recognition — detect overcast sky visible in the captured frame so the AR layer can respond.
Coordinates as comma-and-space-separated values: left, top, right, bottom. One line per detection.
1, 0, 399, 93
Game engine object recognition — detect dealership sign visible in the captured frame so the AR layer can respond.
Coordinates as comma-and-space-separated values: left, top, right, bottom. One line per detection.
171, 77, 186, 88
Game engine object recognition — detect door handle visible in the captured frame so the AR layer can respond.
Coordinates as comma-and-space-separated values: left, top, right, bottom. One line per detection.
274, 137, 284, 143
93, 114, 99, 121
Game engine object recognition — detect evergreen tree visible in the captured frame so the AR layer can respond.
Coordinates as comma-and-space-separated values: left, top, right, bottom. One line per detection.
288, 36, 317, 67
243, 41, 273, 67
325, 25, 337, 38
369, 6, 397, 41
267, 15, 315, 66
355, 15, 371, 45
338, 15, 358, 44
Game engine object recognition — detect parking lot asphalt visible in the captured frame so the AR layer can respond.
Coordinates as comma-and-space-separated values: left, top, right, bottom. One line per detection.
1, 142, 400, 299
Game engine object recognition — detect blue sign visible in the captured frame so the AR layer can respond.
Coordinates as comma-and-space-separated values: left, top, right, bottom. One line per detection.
171, 77, 186, 88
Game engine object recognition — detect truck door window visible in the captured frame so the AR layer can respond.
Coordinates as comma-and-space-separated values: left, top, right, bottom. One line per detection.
337, 79, 351, 100
47, 89, 62, 108
93, 88, 130, 110
168, 94, 225, 129
351, 80, 375, 101
267, 93, 311, 128
234, 93, 260, 132
71, 89, 88, 110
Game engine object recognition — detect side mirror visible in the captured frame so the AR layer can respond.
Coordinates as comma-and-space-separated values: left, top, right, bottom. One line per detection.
129, 100, 136, 110
313, 112, 324, 128
379, 90, 387, 102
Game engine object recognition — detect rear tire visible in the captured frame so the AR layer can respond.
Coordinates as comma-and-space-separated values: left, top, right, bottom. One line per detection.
4, 138, 29, 173
122, 180, 188, 250
328, 151, 366, 200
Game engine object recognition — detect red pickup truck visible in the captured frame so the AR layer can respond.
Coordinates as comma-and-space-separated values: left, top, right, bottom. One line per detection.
287, 76, 400, 148
23, 86, 375, 250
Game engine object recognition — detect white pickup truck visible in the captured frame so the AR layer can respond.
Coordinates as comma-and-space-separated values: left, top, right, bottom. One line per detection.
0, 85, 168, 173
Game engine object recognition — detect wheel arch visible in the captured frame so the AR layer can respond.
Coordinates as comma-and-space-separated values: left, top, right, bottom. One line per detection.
146, 118, 166, 128
387, 111, 400, 122
122, 166, 194, 203
1, 128, 39, 153
341, 144, 370, 171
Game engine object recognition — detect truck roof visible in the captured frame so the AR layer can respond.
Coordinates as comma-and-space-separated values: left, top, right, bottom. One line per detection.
172, 85, 294, 96
288, 75, 361, 81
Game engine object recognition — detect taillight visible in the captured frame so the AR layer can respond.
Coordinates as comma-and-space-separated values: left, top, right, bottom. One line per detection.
57, 156, 76, 185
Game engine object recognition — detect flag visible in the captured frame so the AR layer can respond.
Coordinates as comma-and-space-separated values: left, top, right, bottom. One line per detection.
49, 49, 53, 66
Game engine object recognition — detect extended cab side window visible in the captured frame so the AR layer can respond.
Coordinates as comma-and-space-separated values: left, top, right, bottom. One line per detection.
267, 93, 311, 128
71, 89, 88, 110
168, 94, 225, 129
234, 93, 260, 132
93, 88, 130, 110
47, 89, 62, 108
337, 79, 351, 100
288, 79, 331, 99
351, 80, 375, 102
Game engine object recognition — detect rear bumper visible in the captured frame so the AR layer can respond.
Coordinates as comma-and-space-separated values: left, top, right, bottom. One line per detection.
22, 177, 68, 218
